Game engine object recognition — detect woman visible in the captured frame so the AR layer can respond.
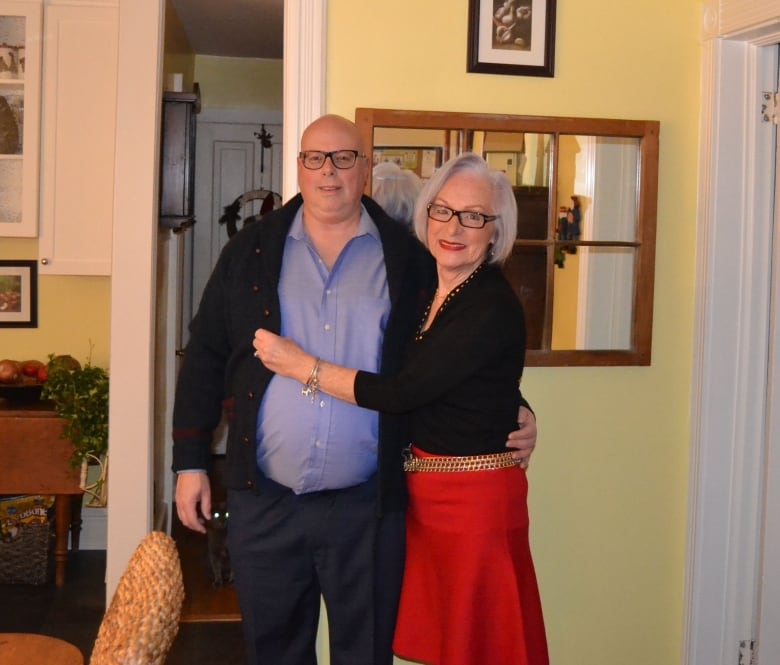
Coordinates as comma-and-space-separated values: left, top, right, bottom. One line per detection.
254, 153, 548, 665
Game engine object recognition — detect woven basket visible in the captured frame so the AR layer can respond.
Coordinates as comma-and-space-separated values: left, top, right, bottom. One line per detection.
0, 520, 53, 585
90, 531, 185, 665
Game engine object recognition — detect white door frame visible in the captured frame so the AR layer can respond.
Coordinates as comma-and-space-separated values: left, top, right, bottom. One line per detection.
107, 0, 327, 596
684, 3, 779, 664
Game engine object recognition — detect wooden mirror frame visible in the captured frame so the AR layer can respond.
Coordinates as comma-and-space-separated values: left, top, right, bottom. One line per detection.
355, 108, 660, 367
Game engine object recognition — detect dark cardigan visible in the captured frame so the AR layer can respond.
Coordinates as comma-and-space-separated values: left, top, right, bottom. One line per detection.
172, 193, 435, 514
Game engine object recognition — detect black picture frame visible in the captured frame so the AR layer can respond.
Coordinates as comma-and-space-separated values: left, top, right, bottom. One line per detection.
0, 260, 38, 328
467, 0, 556, 77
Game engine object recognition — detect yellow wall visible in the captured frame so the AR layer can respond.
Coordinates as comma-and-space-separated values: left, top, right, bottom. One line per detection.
0, 239, 111, 368
194, 55, 283, 111
327, 1, 700, 663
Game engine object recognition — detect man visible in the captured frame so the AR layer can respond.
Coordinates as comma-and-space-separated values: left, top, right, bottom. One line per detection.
173, 114, 537, 665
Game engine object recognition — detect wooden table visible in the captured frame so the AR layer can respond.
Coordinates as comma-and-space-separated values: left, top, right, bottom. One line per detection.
0, 633, 84, 664
0, 400, 83, 587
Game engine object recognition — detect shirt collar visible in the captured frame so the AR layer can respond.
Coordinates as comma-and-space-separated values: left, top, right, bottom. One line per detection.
288, 204, 381, 243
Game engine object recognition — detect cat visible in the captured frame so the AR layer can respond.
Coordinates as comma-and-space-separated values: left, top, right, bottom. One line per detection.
205, 503, 233, 588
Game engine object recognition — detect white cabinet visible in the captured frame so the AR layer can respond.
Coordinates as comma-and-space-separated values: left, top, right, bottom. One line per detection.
0, 0, 41, 238
38, 0, 118, 275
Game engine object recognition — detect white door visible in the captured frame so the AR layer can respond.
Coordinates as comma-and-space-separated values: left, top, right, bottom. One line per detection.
189, 110, 283, 332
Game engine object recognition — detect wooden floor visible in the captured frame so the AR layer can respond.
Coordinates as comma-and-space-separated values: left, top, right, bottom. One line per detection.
172, 510, 241, 623
0, 549, 247, 664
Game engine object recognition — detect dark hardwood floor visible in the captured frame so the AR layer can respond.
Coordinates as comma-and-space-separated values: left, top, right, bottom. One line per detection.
0, 543, 247, 664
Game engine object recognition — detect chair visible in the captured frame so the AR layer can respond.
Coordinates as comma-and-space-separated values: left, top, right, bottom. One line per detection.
89, 531, 184, 665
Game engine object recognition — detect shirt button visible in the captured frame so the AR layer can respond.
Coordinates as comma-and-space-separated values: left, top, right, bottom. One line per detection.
315, 440, 323, 448
247, 391, 255, 399
263, 309, 271, 317
242, 436, 250, 444
252, 285, 260, 293
326, 289, 332, 295
319, 400, 325, 408
324, 323, 331, 331
246, 480, 253, 488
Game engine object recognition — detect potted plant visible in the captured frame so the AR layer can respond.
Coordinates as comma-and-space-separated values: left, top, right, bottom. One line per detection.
40, 353, 109, 507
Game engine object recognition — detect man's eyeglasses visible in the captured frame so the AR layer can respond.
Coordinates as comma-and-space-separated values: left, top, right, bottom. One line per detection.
299, 150, 365, 170
427, 203, 498, 229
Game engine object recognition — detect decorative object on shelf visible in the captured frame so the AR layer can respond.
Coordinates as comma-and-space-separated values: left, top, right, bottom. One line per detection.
218, 188, 282, 238
40, 352, 109, 507
0, 259, 37, 327
467, 0, 556, 77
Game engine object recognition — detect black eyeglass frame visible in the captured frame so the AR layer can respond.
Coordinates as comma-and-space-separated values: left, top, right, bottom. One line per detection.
426, 203, 498, 229
298, 150, 365, 170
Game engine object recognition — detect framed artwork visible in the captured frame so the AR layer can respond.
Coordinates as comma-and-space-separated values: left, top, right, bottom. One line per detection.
0, 259, 37, 327
467, 0, 556, 77
373, 147, 443, 179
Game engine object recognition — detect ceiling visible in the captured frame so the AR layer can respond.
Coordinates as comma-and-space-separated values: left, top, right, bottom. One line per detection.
170, 0, 284, 60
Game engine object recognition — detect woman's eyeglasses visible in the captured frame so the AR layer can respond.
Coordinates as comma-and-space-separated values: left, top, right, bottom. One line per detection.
427, 203, 497, 229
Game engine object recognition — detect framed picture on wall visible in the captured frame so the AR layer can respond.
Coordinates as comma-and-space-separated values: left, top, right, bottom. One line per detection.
467, 0, 556, 77
0, 259, 38, 327
373, 147, 443, 179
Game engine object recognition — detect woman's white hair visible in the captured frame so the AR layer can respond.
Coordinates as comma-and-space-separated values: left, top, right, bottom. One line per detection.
411, 152, 517, 264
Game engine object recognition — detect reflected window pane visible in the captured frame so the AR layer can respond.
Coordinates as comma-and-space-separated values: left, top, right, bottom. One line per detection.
552, 246, 635, 350
557, 135, 639, 243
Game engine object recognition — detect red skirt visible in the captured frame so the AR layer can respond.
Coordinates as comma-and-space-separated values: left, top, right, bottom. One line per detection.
393, 447, 548, 665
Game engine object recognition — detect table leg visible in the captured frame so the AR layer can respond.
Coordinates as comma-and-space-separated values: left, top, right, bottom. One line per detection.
53, 495, 69, 587
69, 495, 83, 552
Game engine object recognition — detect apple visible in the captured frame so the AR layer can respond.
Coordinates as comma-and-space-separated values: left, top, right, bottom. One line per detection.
21, 359, 45, 377
37, 365, 48, 383
0, 359, 21, 384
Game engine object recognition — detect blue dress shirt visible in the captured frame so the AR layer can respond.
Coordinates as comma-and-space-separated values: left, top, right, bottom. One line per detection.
256, 206, 390, 493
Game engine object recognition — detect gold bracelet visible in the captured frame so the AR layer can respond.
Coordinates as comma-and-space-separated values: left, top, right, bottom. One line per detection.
301, 357, 321, 400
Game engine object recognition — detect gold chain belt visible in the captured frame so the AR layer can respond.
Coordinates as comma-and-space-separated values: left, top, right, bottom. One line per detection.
403, 447, 520, 473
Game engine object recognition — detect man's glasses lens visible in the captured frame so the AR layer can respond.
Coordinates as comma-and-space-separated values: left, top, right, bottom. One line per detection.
427, 203, 496, 229
299, 150, 361, 169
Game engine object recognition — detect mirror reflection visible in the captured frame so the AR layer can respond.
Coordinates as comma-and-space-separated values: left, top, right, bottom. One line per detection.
359, 109, 659, 366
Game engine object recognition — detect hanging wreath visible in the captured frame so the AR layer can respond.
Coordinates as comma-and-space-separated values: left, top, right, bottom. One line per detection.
218, 188, 283, 238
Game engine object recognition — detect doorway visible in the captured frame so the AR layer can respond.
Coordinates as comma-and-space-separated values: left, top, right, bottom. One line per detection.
107, 0, 325, 602
757, 43, 780, 663
190, 109, 283, 329
685, 34, 780, 665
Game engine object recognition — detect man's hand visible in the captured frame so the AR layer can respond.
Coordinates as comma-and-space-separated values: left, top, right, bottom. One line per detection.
506, 406, 537, 469
175, 471, 211, 534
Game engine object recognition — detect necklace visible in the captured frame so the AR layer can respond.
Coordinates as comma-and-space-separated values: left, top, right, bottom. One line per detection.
415, 262, 486, 341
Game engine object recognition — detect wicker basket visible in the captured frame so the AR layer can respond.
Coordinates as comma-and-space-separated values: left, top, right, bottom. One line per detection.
0, 495, 55, 585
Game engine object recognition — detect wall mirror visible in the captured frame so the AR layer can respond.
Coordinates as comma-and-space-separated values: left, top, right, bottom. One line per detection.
355, 108, 660, 367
